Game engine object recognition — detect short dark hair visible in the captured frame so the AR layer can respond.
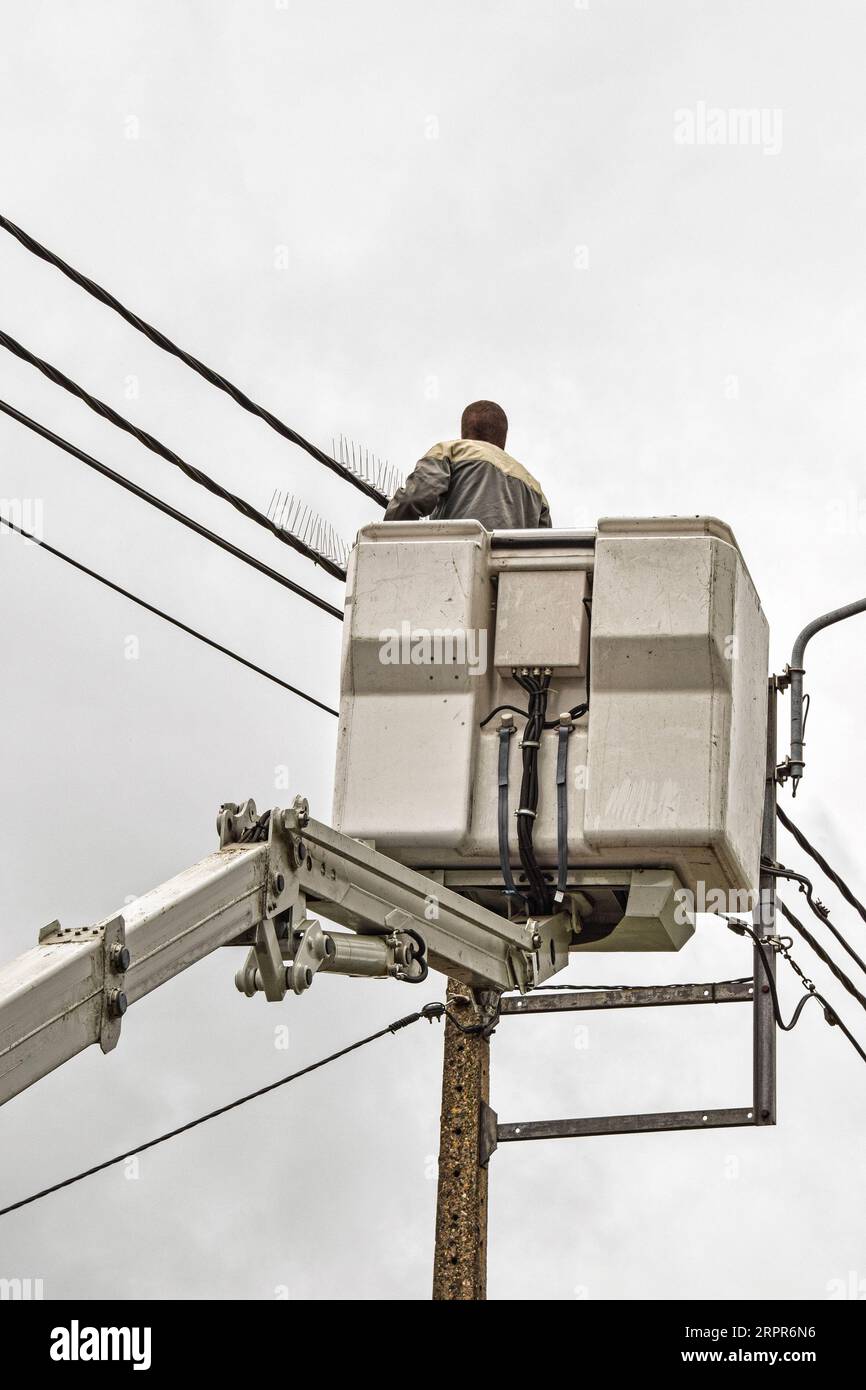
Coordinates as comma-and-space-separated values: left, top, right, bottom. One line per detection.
461, 400, 508, 448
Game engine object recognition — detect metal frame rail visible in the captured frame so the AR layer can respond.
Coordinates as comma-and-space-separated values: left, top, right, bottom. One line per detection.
481, 680, 779, 1162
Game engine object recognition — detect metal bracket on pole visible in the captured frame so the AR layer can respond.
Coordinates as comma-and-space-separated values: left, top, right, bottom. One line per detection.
486, 678, 779, 1155
448, 987, 501, 1037
479, 1100, 499, 1167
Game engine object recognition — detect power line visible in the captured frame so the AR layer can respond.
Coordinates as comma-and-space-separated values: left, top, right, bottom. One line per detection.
0, 399, 343, 622
726, 918, 827, 1032
777, 803, 866, 930
0, 211, 387, 506
1, 515, 339, 717
0, 1003, 444, 1218
725, 914, 866, 1066
775, 895, 866, 1016
763, 858, 866, 981
0, 331, 347, 581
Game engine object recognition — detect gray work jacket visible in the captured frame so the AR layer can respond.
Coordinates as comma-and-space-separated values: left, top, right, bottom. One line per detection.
384, 439, 551, 531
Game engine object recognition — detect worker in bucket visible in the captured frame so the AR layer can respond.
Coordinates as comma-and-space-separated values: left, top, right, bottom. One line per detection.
384, 400, 551, 530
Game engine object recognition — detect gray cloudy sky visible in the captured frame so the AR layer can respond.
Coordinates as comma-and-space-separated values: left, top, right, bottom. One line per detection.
2, 0, 866, 1301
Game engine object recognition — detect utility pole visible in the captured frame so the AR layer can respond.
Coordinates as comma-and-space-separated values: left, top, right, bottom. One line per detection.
432, 979, 498, 1300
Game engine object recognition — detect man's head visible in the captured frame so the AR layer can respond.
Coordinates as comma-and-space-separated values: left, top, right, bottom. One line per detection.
461, 400, 508, 450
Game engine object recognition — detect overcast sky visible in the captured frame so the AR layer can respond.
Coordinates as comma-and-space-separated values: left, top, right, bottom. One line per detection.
2, 0, 866, 1301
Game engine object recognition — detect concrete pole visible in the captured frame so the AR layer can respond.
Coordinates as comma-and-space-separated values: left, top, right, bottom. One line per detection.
432, 979, 492, 1300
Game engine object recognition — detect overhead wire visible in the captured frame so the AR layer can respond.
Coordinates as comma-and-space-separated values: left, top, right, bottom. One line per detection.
0, 332, 347, 580
1, 516, 339, 717
724, 912, 866, 1066
777, 803, 866, 930
0, 212, 387, 506
775, 894, 866, 1016
763, 858, 866, 981
0, 1003, 445, 1219
724, 918, 827, 1032
0, 399, 343, 622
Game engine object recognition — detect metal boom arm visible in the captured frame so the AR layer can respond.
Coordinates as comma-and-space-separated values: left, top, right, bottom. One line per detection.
0, 797, 566, 1107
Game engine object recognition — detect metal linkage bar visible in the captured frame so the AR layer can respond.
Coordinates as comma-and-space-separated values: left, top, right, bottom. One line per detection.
296, 814, 566, 992
500, 979, 754, 1015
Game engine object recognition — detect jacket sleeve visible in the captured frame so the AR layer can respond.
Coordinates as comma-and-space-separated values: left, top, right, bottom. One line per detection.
384, 452, 452, 520
537, 497, 552, 528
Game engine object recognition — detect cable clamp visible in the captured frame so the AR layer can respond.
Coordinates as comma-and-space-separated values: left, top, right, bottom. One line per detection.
389, 1004, 442, 1033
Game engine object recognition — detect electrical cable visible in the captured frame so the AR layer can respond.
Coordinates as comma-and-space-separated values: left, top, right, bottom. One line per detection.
0, 336, 347, 580
481, 699, 590, 731
777, 804, 866, 930
775, 895, 866, 1016
0, 1003, 445, 1218
0, 399, 343, 622
723, 918, 824, 1032
724, 913, 866, 1066
496, 719, 521, 901
480, 703, 530, 728
0, 212, 387, 506
442, 1003, 499, 1036
1, 515, 339, 717
544, 701, 588, 730
763, 858, 866, 981
512, 669, 553, 914
554, 714, 573, 902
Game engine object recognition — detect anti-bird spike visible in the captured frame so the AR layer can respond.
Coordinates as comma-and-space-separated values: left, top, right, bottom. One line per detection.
269, 489, 351, 567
